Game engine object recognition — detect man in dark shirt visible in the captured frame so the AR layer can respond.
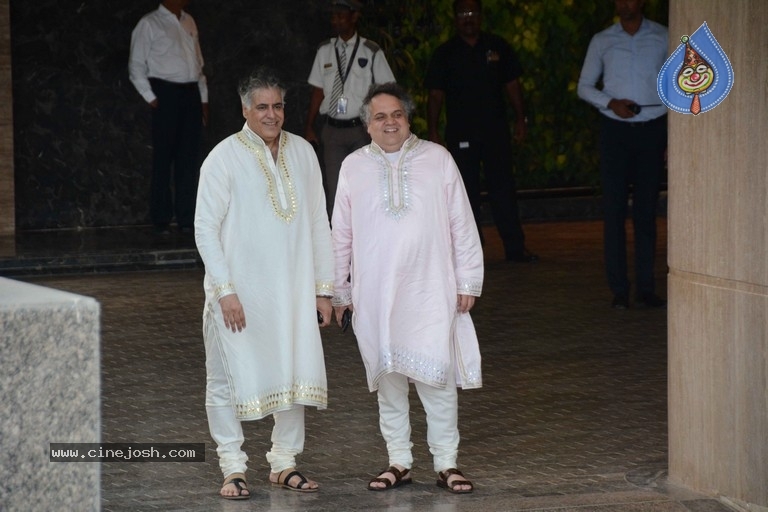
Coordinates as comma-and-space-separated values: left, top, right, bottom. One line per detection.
426, 0, 536, 262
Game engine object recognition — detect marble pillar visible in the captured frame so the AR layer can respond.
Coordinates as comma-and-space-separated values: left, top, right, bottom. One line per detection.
0, 0, 13, 236
667, 1, 768, 509
0, 277, 101, 511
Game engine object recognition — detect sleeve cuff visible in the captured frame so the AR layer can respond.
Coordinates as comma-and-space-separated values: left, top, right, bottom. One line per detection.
316, 281, 334, 297
213, 282, 236, 301
332, 287, 352, 307
457, 279, 483, 297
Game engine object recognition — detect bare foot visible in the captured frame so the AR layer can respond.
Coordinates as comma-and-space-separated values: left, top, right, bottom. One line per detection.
437, 468, 474, 494
445, 472, 472, 492
269, 467, 319, 492
221, 474, 250, 499
368, 464, 411, 490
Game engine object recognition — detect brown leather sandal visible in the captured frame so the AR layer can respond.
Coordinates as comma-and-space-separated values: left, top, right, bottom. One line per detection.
221, 473, 250, 500
367, 466, 413, 491
436, 468, 474, 494
270, 468, 318, 493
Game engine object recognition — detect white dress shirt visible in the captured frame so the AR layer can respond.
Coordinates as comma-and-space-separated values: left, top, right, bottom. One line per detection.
128, 4, 208, 103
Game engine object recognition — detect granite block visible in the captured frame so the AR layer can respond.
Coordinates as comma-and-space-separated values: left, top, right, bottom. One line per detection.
0, 277, 100, 511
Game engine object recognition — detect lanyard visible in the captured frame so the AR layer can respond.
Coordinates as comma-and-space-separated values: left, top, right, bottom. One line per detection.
334, 36, 360, 88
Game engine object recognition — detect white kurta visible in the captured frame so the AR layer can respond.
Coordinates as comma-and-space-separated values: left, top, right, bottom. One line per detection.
332, 135, 484, 392
195, 124, 333, 421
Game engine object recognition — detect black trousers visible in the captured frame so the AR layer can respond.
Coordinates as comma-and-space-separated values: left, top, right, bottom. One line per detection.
448, 135, 525, 257
149, 78, 202, 229
598, 115, 667, 297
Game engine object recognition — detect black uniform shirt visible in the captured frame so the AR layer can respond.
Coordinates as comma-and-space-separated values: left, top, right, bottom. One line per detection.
425, 32, 522, 141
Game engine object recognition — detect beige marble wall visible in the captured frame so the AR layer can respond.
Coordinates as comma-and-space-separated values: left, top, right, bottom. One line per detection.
668, 0, 768, 508
0, 0, 13, 235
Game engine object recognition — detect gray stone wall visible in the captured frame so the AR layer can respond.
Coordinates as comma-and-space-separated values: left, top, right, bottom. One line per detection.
0, 277, 100, 510
10, 0, 330, 229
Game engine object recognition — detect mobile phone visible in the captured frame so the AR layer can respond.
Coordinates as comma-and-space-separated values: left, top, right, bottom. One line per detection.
341, 309, 352, 333
317, 310, 323, 324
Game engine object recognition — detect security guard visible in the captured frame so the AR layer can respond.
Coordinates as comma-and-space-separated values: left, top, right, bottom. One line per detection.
305, 0, 396, 217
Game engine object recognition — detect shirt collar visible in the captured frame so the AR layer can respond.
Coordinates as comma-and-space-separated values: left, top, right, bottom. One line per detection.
336, 33, 359, 50
618, 17, 648, 36
158, 4, 187, 21
370, 133, 418, 156
242, 122, 281, 148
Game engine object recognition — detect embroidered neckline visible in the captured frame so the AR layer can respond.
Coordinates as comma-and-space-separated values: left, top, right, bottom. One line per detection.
236, 128, 297, 223
366, 134, 423, 220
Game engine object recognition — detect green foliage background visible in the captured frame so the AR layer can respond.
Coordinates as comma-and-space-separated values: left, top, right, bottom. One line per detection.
361, 0, 669, 189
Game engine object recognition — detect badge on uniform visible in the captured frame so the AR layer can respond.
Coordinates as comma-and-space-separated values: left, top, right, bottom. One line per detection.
337, 96, 348, 115
358, 58, 369, 68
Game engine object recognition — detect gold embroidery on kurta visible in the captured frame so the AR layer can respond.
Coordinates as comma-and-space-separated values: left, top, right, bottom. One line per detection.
236, 131, 298, 223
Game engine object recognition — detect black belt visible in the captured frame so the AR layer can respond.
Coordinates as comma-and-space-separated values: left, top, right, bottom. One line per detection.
149, 78, 198, 90
326, 117, 363, 128
605, 114, 667, 128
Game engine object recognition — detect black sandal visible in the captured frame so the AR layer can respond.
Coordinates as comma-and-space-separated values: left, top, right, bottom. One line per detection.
271, 468, 319, 493
368, 466, 413, 491
436, 468, 474, 494
221, 476, 250, 500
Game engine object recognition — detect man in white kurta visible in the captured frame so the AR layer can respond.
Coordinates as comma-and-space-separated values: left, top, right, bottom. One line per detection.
195, 68, 333, 498
332, 83, 483, 494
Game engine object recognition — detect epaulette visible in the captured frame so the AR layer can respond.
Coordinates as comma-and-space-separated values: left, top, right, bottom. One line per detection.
318, 38, 334, 50
363, 40, 381, 53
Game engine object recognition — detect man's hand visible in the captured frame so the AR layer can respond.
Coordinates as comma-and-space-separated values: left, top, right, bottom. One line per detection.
304, 126, 318, 144
202, 102, 210, 127
333, 304, 354, 327
317, 297, 333, 327
457, 294, 476, 313
513, 117, 528, 144
219, 294, 246, 333
608, 98, 638, 119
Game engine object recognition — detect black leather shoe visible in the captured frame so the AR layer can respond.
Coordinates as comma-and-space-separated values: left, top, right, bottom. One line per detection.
612, 294, 629, 309
507, 249, 539, 263
637, 293, 667, 309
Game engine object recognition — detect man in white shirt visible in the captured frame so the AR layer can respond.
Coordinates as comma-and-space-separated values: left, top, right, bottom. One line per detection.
305, 0, 395, 217
577, 0, 668, 309
129, 0, 209, 235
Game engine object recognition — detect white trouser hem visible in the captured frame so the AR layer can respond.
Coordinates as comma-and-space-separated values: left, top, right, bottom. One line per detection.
377, 371, 460, 473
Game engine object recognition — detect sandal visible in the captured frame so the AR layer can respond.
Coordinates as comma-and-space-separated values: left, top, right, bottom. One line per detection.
436, 468, 474, 494
221, 474, 250, 500
270, 468, 318, 493
367, 466, 413, 491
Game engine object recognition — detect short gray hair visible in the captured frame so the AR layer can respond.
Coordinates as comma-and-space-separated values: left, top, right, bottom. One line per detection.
238, 66, 286, 107
359, 82, 415, 126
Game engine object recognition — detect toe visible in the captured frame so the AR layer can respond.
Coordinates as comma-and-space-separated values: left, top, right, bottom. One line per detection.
290, 474, 318, 490
221, 482, 248, 497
